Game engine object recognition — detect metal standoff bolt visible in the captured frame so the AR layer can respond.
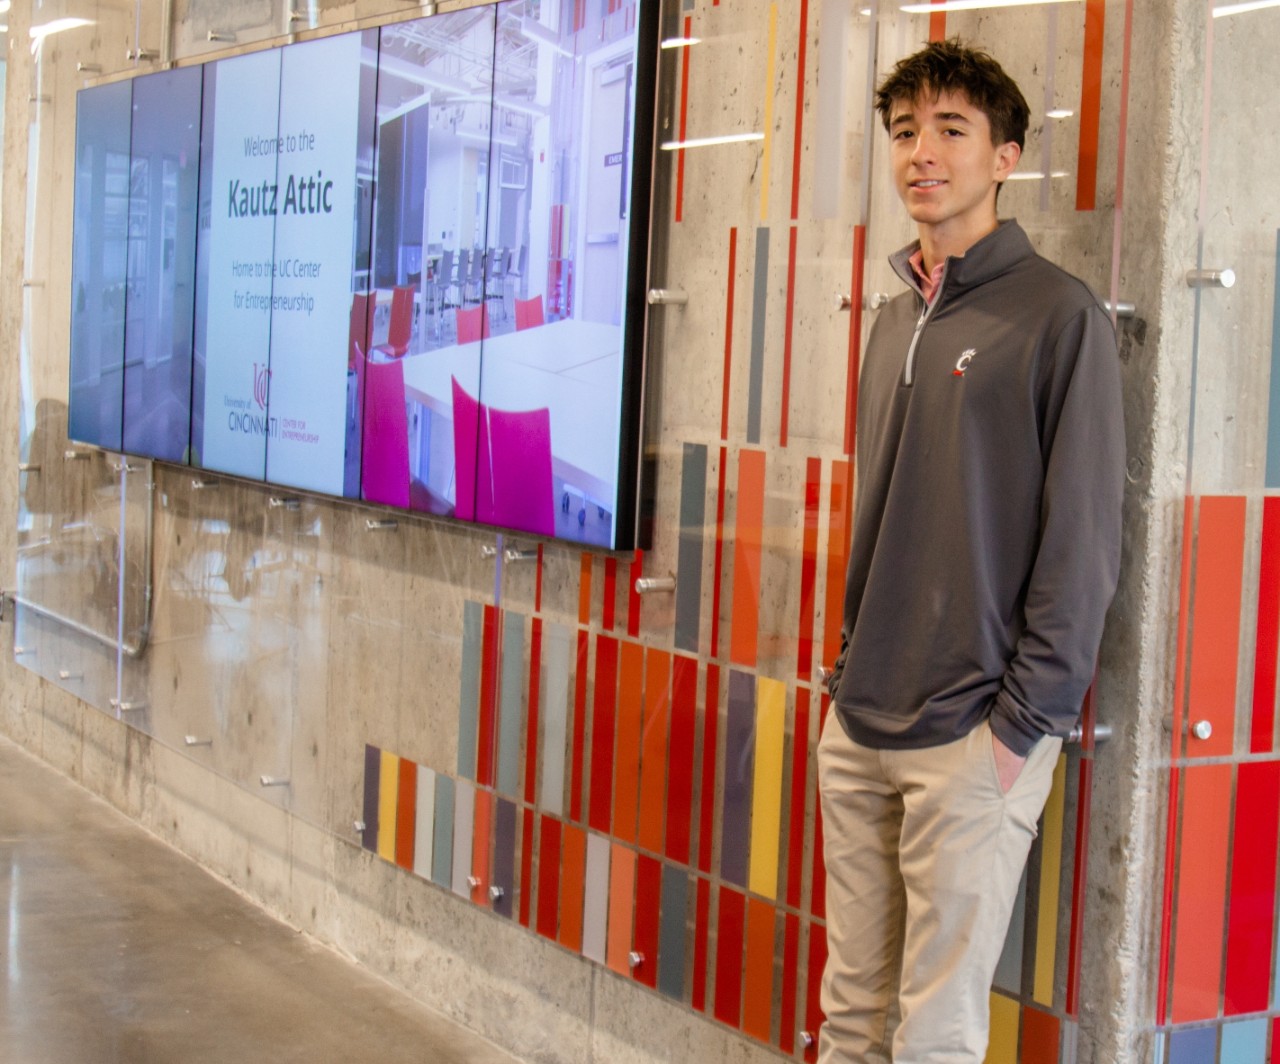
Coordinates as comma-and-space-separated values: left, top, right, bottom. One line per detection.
57, 670, 83, 681
22, 279, 45, 288
28, 95, 51, 104
191, 478, 217, 490
365, 518, 399, 531
183, 735, 213, 747
1066, 722, 1113, 745
111, 460, 139, 475
268, 496, 300, 511
480, 545, 499, 558
353, 820, 367, 834
816, 665, 833, 683
126, 49, 158, 61
422, 0, 439, 13
64, 449, 90, 460
1104, 300, 1136, 319
647, 287, 689, 306
77, 63, 102, 74
1185, 268, 1236, 289
628, 951, 645, 969
13, 646, 34, 657
19, 463, 40, 473
467, 875, 483, 889
868, 292, 892, 310
259, 776, 290, 787
287, 8, 307, 20
505, 548, 539, 563
835, 293, 852, 311
634, 576, 676, 594
488, 885, 505, 901
801, 1031, 817, 1049
207, 30, 235, 42
109, 699, 147, 713
1191, 720, 1213, 741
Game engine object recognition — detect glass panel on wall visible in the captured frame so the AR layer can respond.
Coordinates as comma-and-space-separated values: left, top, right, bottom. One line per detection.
122, 66, 203, 464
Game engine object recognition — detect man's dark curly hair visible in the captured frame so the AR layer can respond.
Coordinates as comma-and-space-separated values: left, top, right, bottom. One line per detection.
875, 40, 1030, 150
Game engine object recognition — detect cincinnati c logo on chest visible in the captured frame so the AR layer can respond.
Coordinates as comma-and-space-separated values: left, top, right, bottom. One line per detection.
953, 348, 977, 377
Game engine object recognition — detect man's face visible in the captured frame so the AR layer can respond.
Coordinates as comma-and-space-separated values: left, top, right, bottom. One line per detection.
888, 89, 1020, 252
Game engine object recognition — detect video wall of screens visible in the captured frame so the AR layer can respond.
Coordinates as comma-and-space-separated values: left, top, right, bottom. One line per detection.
68, 0, 658, 551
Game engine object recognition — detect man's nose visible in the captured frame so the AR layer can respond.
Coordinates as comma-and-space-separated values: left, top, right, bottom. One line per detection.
910, 130, 938, 164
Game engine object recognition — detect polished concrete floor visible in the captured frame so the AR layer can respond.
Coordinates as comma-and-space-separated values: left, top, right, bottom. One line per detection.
0, 735, 520, 1064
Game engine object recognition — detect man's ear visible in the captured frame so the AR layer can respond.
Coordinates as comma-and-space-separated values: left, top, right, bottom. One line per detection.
994, 141, 1021, 183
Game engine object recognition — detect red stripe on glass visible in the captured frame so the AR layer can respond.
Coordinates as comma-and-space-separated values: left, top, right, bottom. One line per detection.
780, 912, 800, 1054
1170, 763, 1233, 1023
603, 557, 617, 631
722, 230, 738, 440
798, 456, 822, 680
743, 899, 776, 1041
477, 605, 500, 787
589, 636, 620, 834
638, 648, 672, 854
633, 855, 662, 989
1187, 496, 1247, 757
845, 225, 866, 456
1253, 497, 1280, 753
571, 630, 590, 823
519, 807, 534, 928
675, 14, 691, 222
537, 815, 561, 939
787, 687, 812, 909
804, 922, 828, 1062
1075, 0, 1105, 210
395, 758, 417, 871
628, 551, 643, 637
789, 0, 810, 221
666, 655, 698, 864
714, 887, 746, 1027
559, 823, 586, 952
1223, 760, 1280, 1014
525, 618, 543, 805
1066, 751, 1094, 1017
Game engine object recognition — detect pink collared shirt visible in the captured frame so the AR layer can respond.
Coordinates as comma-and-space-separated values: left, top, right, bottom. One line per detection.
908, 249, 945, 305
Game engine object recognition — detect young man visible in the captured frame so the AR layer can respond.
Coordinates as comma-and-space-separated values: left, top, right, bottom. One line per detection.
818, 41, 1124, 1063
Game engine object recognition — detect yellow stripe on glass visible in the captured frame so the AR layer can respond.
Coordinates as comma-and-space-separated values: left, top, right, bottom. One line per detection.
1033, 752, 1068, 1005
759, 4, 778, 222
377, 751, 400, 861
748, 676, 787, 898
984, 992, 1020, 1064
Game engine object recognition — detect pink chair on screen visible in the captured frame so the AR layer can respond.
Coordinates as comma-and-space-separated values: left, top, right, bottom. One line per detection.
514, 295, 544, 332
450, 377, 554, 536
374, 284, 415, 358
349, 292, 374, 369
360, 345, 411, 508
455, 305, 492, 344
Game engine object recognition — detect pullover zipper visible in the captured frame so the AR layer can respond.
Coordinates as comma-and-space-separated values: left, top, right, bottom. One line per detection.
902, 261, 947, 387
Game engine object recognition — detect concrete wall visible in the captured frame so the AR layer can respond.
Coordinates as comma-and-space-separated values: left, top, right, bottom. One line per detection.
4, 0, 1271, 1061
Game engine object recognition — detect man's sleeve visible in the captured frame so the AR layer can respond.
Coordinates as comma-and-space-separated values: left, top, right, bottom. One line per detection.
989, 303, 1126, 757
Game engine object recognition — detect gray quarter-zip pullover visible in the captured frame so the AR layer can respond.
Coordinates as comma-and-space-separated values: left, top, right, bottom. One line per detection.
827, 220, 1125, 757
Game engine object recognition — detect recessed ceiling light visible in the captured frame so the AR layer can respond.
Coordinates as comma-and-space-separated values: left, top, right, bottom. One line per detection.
660, 132, 765, 151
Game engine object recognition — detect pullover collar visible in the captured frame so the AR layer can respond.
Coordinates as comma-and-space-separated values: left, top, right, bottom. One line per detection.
889, 219, 1037, 304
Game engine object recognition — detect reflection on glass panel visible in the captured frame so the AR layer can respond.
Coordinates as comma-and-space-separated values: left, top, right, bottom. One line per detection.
191, 48, 282, 481
69, 79, 132, 451
264, 30, 379, 498
365, 7, 497, 516
122, 67, 203, 464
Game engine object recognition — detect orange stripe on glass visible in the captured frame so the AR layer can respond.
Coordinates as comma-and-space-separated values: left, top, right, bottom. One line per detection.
675, 14, 692, 222
1170, 763, 1233, 1023
929, 0, 947, 41
395, 758, 417, 871
742, 899, 776, 1042
471, 788, 491, 906
1187, 496, 1247, 757
730, 449, 767, 667
1075, 0, 1106, 211
823, 460, 853, 672
613, 640, 645, 844
559, 824, 587, 952
638, 648, 672, 854
606, 844, 637, 975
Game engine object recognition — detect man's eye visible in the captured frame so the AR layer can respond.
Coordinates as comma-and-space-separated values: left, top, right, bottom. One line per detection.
894, 130, 914, 140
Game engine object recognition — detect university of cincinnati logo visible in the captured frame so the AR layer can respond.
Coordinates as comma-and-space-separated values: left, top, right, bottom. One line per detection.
252, 362, 271, 410
953, 348, 977, 377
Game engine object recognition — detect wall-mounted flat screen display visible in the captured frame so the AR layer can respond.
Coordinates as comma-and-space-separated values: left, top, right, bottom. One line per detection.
68, 0, 657, 551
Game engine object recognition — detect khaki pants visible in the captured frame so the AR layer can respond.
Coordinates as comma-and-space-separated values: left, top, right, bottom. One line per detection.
816, 713, 1062, 1064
